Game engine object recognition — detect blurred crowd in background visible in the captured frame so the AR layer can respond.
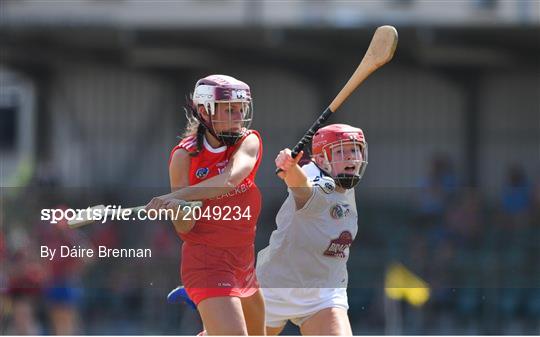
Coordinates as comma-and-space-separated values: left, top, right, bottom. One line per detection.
1, 156, 538, 335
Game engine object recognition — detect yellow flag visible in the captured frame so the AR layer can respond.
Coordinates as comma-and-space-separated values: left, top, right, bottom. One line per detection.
384, 262, 430, 307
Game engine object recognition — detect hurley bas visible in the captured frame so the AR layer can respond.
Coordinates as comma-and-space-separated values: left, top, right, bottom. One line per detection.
41, 245, 152, 260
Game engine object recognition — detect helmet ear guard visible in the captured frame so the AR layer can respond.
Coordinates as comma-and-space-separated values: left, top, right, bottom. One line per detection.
193, 84, 218, 115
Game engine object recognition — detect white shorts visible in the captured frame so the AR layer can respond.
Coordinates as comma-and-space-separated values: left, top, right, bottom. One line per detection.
261, 287, 349, 328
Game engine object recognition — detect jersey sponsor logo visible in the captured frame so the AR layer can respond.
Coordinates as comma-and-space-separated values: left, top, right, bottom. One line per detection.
330, 203, 351, 219
195, 167, 209, 179
214, 179, 254, 200
323, 231, 353, 258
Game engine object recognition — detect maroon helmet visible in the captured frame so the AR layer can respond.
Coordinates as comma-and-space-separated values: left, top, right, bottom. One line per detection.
192, 75, 253, 145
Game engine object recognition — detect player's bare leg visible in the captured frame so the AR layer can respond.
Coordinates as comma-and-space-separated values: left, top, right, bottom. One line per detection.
300, 307, 352, 336
197, 296, 248, 335
239, 289, 266, 335
266, 325, 285, 335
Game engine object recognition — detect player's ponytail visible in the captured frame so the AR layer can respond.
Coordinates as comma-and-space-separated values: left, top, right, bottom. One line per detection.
192, 123, 205, 156
182, 99, 205, 157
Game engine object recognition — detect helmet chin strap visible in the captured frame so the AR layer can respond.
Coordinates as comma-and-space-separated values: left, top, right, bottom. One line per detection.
334, 173, 361, 189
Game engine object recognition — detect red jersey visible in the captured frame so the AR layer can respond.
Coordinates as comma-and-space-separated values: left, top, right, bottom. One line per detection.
169, 130, 262, 247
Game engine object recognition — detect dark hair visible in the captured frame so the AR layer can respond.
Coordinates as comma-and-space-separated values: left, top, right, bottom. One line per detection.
182, 100, 205, 157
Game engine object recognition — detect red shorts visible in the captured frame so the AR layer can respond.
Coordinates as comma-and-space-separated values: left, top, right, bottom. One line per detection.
181, 242, 259, 305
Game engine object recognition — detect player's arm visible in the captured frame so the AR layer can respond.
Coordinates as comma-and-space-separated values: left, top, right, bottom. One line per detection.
168, 148, 196, 234
276, 148, 313, 209
163, 134, 259, 202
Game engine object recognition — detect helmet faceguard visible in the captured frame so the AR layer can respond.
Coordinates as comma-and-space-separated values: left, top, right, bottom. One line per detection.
312, 124, 368, 189
192, 75, 253, 146
321, 140, 368, 189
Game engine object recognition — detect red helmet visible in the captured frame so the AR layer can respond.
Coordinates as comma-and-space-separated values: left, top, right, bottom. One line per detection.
192, 74, 253, 145
312, 124, 368, 189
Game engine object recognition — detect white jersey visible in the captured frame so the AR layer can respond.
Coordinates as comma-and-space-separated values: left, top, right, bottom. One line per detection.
256, 162, 358, 289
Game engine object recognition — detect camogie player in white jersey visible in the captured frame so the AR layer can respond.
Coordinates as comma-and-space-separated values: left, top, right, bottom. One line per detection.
256, 123, 368, 335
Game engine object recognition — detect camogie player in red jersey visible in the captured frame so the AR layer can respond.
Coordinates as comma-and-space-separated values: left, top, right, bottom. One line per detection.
146, 75, 265, 335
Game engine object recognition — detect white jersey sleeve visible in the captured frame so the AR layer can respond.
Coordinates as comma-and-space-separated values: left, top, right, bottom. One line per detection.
296, 175, 337, 216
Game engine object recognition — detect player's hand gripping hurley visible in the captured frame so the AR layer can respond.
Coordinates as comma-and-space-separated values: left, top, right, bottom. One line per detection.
276, 25, 398, 176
